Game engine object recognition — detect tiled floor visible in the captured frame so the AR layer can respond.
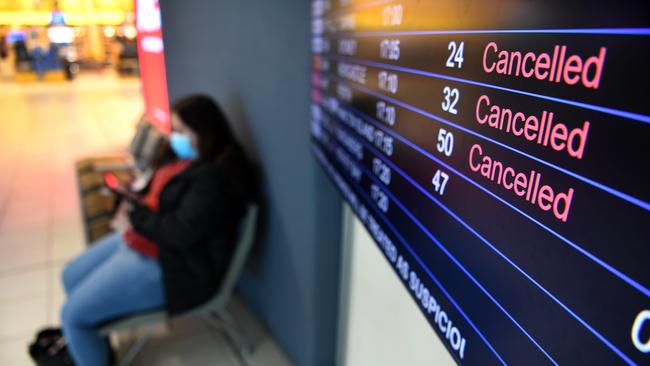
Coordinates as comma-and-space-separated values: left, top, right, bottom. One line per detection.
0, 71, 291, 366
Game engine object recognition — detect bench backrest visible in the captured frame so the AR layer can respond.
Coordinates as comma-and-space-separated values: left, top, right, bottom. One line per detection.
198, 204, 259, 312
127, 117, 166, 172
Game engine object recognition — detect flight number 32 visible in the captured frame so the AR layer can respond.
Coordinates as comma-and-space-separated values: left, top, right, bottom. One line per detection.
441, 86, 459, 115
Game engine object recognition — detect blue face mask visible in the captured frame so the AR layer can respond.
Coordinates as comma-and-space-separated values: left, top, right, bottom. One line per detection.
169, 132, 198, 160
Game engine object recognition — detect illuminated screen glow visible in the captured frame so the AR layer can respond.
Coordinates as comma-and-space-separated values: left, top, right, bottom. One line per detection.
136, 0, 170, 132
310, 1, 650, 365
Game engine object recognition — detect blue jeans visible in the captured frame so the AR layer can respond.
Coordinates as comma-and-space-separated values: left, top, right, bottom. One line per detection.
61, 232, 165, 366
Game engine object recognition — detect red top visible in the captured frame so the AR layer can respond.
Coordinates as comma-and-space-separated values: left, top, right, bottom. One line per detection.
124, 160, 192, 258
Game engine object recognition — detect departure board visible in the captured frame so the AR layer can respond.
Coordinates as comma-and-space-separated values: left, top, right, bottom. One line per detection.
309, 1, 649, 365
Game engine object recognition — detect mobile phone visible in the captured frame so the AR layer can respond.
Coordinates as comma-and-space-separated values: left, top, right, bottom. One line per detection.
104, 172, 120, 190
103, 173, 136, 201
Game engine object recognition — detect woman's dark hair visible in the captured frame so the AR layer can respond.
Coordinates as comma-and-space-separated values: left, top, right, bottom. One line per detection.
171, 94, 257, 200
172, 95, 235, 161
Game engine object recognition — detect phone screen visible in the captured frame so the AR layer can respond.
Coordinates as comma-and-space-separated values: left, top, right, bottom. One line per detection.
104, 173, 120, 190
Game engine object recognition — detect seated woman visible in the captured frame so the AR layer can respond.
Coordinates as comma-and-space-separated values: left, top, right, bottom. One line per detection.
60, 95, 255, 366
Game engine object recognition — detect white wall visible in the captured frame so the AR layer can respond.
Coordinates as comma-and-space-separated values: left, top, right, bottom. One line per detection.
338, 205, 457, 366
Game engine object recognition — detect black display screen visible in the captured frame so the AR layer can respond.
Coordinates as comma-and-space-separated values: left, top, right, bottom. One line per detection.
310, 1, 649, 365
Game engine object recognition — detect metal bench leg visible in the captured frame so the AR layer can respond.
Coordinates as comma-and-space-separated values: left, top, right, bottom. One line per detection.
203, 309, 253, 366
117, 327, 154, 366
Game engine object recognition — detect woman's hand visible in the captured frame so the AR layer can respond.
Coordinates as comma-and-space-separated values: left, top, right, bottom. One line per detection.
109, 201, 132, 231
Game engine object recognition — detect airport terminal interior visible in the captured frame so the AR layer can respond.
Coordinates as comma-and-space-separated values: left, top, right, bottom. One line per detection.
0, 1, 648, 366
0, 72, 291, 365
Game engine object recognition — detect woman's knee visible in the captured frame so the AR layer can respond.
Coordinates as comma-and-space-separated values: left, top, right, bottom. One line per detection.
61, 249, 93, 296
61, 262, 75, 295
61, 296, 97, 330
60, 299, 78, 328
60, 234, 122, 295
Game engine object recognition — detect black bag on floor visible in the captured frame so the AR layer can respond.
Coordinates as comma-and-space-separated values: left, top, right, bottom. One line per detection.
28, 328, 75, 366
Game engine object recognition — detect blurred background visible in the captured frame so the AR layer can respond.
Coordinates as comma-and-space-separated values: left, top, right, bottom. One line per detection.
0, 1, 457, 365
0, 0, 139, 81
1, 1, 142, 364
0, 1, 293, 365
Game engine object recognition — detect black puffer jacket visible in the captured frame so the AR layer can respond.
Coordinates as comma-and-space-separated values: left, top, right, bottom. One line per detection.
128, 159, 247, 315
